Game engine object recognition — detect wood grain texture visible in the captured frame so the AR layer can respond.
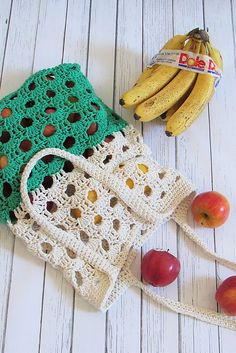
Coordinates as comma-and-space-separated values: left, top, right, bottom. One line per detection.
173, 1, 219, 352
0, 1, 236, 352
204, 0, 236, 350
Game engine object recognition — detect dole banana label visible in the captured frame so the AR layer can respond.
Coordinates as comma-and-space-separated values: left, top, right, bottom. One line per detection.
148, 49, 222, 86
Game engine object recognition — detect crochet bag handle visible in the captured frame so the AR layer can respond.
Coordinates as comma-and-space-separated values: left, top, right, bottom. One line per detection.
20, 148, 236, 330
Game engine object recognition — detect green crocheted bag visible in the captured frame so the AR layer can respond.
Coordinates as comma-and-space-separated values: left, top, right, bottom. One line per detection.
0, 63, 127, 223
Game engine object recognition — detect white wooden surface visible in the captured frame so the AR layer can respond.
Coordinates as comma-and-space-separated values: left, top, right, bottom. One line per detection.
0, 0, 236, 352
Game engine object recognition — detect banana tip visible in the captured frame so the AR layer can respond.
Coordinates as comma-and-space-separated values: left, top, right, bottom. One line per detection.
119, 98, 125, 106
165, 131, 173, 137
134, 113, 141, 121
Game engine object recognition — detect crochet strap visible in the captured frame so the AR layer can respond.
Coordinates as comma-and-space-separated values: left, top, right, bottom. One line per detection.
126, 271, 236, 331
172, 208, 236, 271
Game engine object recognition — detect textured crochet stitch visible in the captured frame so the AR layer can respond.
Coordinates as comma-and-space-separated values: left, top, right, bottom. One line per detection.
0, 63, 127, 222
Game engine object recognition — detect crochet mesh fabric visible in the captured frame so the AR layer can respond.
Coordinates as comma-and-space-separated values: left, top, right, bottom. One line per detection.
9, 126, 236, 330
0, 63, 127, 223
10, 126, 194, 309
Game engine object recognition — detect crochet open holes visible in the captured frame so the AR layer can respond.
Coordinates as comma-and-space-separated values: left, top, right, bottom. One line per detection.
68, 112, 81, 123
0, 131, 11, 143
0, 155, 8, 169
110, 197, 118, 208
21, 117, 33, 128
42, 155, 54, 164
68, 96, 78, 103
122, 145, 129, 152
3, 182, 12, 198
45, 107, 56, 114
103, 155, 112, 164
84, 172, 91, 179
65, 80, 75, 88
20, 139, 32, 152
25, 100, 35, 108
75, 271, 83, 286
91, 102, 100, 111
1, 108, 12, 118
43, 124, 56, 137
32, 222, 40, 232
94, 215, 102, 225
46, 90, 56, 98
46, 73, 55, 81
113, 219, 120, 231
80, 230, 89, 243
83, 148, 94, 159
144, 185, 152, 197
63, 161, 74, 172
158, 172, 166, 179
71, 208, 81, 219
88, 190, 97, 203
9, 211, 17, 224
86, 88, 92, 94
41, 242, 53, 254
28, 82, 36, 90
66, 248, 77, 259
138, 163, 149, 174
87, 122, 98, 135
46, 201, 57, 213
10, 95, 17, 101
56, 224, 66, 231
161, 191, 166, 199
102, 239, 109, 251
175, 175, 181, 182
42, 176, 53, 189
112, 113, 120, 121
105, 135, 114, 143
63, 136, 75, 148
126, 178, 134, 189
65, 184, 76, 197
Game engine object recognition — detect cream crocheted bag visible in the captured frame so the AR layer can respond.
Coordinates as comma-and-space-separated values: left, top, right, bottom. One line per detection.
9, 125, 236, 331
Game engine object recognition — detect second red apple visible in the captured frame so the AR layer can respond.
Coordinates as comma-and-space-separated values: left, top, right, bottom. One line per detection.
191, 191, 230, 228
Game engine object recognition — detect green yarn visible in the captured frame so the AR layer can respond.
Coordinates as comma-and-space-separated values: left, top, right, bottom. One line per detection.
0, 63, 127, 223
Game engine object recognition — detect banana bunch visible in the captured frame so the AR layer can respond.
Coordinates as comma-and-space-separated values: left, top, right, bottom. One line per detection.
119, 29, 223, 137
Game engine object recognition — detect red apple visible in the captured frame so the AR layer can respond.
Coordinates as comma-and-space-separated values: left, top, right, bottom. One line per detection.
215, 276, 236, 316
191, 191, 230, 228
141, 249, 180, 287
0, 155, 8, 169
43, 124, 56, 137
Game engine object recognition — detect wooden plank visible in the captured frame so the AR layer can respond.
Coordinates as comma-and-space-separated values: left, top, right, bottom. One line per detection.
0, 0, 12, 72
173, 0, 219, 352
1, 2, 43, 353
63, 0, 90, 74
106, 0, 142, 352
0, 3, 15, 351
141, 1, 179, 352
204, 0, 236, 350
31, 1, 75, 353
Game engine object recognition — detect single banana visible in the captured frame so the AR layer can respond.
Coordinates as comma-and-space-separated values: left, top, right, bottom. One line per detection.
134, 39, 201, 122
120, 39, 193, 108
165, 43, 215, 136
206, 41, 223, 70
135, 34, 188, 85
161, 78, 197, 122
